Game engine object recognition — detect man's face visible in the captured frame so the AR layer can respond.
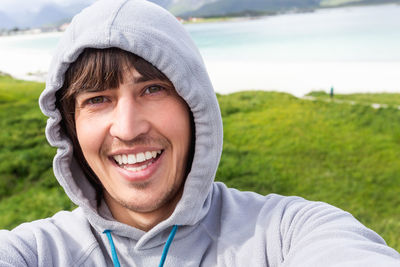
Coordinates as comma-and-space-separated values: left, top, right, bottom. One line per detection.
74, 66, 191, 224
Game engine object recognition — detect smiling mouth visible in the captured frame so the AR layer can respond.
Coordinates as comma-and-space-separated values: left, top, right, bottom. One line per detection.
112, 150, 163, 172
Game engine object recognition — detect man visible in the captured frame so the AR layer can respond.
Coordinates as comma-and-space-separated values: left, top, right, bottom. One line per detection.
1, 0, 399, 266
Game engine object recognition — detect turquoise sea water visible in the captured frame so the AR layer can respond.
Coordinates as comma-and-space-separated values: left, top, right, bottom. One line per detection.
187, 4, 400, 62
0, 4, 399, 95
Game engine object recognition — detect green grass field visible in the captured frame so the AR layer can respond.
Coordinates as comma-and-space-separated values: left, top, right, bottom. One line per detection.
0, 75, 75, 227
308, 91, 400, 106
217, 90, 400, 250
1, 75, 399, 252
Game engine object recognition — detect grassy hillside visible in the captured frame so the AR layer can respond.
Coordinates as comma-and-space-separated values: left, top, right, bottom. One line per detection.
0, 76, 399, 252
0, 75, 74, 227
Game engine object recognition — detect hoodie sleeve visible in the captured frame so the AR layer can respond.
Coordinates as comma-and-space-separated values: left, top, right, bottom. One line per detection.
0, 221, 70, 267
0, 210, 104, 267
0, 228, 38, 266
274, 199, 400, 267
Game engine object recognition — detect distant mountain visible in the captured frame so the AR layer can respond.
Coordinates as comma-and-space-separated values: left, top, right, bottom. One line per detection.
162, 0, 400, 17
147, 0, 173, 8
1, 0, 400, 30
175, 0, 320, 17
0, 2, 92, 29
164, 0, 219, 15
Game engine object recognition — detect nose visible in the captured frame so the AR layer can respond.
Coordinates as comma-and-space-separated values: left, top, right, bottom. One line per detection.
109, 97, 151, 141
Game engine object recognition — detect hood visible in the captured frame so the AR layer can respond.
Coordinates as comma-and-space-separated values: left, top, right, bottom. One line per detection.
39, 0, 223, 245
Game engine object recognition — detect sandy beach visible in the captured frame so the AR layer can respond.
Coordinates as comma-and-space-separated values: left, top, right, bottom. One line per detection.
0, 32, 61, 82
206, 61, 400, 97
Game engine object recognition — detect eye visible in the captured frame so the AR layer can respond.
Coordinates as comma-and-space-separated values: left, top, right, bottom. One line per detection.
144, 85, 165, 95
87, 96, 107, 105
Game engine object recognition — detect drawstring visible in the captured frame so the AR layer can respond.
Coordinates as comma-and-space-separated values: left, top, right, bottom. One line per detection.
103, 230, 121, 267
158, 225, 178, 267
103, 225, 179, 267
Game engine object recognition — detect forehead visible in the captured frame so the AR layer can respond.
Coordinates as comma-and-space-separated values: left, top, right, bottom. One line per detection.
117, 66, 173, 87
79, 67, 171, 94
62, 48, 170, 97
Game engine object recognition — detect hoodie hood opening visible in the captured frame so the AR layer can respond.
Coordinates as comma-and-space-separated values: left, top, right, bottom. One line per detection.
39, 0, 223, 248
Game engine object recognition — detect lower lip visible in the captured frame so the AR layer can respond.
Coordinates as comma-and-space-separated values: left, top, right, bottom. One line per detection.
111, 153, 163, 182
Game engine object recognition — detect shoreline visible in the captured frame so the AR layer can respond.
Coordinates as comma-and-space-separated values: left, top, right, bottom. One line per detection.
2, 60, 400, 98
2, 2, 398, 36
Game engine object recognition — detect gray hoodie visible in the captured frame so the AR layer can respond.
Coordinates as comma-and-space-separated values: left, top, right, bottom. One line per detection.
1, 0, 400, 266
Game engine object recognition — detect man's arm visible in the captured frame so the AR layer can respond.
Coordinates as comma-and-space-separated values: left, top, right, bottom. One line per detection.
0, 228, 38, 266
275, 199, 400, 266
0, 210, 107, 267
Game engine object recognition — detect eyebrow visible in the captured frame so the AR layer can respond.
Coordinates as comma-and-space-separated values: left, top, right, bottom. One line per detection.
79, 87, 114, 93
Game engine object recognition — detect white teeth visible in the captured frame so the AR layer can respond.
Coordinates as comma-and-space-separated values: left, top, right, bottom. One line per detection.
122, 154, 128, 164
128, 154, 136, 164
145, 151, 152, 160
112, 150, 162, 166
136, 152, 146, 162
124, 161, 153, 172
116, 155, 122, 165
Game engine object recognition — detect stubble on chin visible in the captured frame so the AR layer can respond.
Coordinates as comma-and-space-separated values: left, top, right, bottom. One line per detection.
109, 180, 183, 214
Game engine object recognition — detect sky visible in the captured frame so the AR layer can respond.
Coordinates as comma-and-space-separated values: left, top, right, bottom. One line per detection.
0, 0, 96, 13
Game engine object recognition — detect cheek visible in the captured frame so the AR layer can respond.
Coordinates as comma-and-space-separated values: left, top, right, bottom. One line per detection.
75, 114, 106, 157
158, 100, 191, 147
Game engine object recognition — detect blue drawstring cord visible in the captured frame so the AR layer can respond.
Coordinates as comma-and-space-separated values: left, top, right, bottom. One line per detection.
158, 225, 179, 267
103, 230, 121, 267
103, 225, 179, 267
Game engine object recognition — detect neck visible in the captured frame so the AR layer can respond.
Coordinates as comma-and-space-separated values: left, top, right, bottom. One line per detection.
104, 190, 182, 232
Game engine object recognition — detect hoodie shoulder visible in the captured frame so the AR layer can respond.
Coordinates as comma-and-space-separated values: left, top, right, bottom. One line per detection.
201, 182, 400, 266
0, 208, 107, 266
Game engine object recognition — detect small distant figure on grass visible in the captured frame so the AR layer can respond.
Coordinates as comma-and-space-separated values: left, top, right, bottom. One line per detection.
330, 86, 334, 99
